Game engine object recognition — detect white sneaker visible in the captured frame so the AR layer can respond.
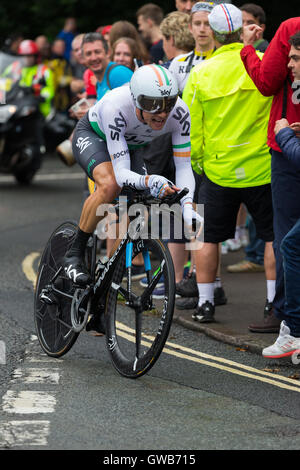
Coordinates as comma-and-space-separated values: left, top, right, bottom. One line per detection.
225, 238, 242, 251
262, 321, 300, 358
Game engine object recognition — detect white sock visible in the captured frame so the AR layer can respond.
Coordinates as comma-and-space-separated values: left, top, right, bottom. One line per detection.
214, 277, 222, 289
267, 280, 276, 303
197, 283, 215, 307
235, 225, 246, 240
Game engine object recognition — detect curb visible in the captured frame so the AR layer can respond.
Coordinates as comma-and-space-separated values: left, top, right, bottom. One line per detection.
174, 314, 265, 356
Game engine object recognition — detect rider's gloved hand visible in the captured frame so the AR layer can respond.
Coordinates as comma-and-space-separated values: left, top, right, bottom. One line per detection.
147, 174, 173, 199
182, 202, 203, 233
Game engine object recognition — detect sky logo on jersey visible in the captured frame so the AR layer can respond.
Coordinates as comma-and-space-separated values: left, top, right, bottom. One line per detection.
76, 136, 92, 154
172, 106, 190, 137
109, 112, 127, 141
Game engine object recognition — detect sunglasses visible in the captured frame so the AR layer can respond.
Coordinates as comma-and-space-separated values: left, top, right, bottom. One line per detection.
137, 95, 178, 114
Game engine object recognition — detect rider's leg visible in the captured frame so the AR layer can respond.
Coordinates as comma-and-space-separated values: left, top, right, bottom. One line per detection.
79, 162, 120, 233
64, 162, 120, 285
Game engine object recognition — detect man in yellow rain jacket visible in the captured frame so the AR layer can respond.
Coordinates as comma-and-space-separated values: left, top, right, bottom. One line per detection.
183, 3, 276, 325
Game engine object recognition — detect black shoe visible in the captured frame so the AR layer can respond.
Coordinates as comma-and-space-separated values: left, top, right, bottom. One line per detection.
176, 272, 198, 297
176, 296, 198, 310
86, 311, 106, 335
192, 301, 215, 323
248, 301, 281, 333
214, 287, 227, 306
63, 254, 92, 286
176, 287, 227, 310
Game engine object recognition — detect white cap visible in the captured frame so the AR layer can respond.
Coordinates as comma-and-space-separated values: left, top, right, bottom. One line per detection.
208, 3, 242, 35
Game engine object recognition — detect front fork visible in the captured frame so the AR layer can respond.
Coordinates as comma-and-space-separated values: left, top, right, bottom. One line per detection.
125, 241, 153, 310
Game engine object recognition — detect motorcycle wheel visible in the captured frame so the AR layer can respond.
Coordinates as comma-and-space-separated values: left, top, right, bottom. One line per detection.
13, 145, 42, 185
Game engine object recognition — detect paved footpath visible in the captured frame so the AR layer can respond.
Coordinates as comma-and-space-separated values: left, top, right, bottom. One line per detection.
173, 248, 278, 355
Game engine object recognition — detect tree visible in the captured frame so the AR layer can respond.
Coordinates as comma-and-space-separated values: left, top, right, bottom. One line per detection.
0, 0, 299, 46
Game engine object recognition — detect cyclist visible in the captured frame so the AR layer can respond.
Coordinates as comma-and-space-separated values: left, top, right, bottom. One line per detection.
63, 64, 200, 286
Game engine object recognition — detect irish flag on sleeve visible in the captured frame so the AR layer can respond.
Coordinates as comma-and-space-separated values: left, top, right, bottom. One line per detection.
173, 141, 191, 159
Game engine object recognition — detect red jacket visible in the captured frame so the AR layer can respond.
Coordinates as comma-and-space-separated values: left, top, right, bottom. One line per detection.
240, 17, 300, 152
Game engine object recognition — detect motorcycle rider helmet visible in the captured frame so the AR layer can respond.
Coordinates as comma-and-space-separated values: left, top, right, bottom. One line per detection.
18, 40, 39, 56
130, 64, 179, 114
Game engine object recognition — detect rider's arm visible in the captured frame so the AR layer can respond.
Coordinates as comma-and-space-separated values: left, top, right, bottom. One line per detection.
171, 99, 195, 203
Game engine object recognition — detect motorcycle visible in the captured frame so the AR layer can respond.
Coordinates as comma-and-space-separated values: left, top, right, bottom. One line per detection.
0, 52, 76, 184
0, 52, 47, 184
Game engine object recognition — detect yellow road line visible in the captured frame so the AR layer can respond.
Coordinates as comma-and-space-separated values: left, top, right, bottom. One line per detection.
22, 252, 40, 289
116, 322, 300, 391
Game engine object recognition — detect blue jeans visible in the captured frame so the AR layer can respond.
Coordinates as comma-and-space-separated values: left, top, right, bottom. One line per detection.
271, 149, 300, 322
245, 215, 265, 265
281, 218, 300, 337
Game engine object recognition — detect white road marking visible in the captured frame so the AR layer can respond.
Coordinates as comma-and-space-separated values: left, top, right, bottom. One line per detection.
0, 420, 50, 446
2, 391, 56, 414
0, 172, 84, 183
12, 368, 60, 384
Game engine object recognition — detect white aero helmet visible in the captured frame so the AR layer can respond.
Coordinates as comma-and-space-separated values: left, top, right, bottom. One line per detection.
130, 64, 179, 114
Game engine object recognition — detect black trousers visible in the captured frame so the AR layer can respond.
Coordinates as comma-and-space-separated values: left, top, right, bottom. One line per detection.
271, 149, 300, 320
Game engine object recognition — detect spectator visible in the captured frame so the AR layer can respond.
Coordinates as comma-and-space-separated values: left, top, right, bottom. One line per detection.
165, 2, 227, 309
175, 0, 197, 14
226, 3, 269, 270
70, 34, 86, 96
81, 32, 133, 102
48, 38, 73, 112
160, 10, 195, 66
111, 37, 144, 70
169, 1, 216, 94
136, 3, 165, 63
100, 25, 112, 43
183, 3, 275, 324
2, 32, 23, 55
108, 20, 149, 65
35, 35, 51, 62
240, 3, 269, 52
262, 32, 300, 357
57, 17, 77, 61
241, 16, 300, 333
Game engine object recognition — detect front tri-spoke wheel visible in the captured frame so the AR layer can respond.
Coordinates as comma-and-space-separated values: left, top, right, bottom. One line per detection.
105, 238, 175, 378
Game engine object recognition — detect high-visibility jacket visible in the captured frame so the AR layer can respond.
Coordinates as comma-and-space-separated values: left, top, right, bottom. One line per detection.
20, 64, 55, 117
183, 42, 272, 188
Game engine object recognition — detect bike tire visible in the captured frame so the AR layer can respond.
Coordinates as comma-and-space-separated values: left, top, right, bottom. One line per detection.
105, 238, 175, 378
34, 220, 80, 357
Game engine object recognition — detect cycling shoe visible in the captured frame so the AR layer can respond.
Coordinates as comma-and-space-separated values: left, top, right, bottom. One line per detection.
63, 255, 92, 286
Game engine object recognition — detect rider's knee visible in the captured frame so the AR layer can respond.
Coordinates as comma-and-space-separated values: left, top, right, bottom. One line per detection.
95, 175, 120, 202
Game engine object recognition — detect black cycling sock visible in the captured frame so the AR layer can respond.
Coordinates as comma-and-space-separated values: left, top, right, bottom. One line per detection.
67, 228, 92, 259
